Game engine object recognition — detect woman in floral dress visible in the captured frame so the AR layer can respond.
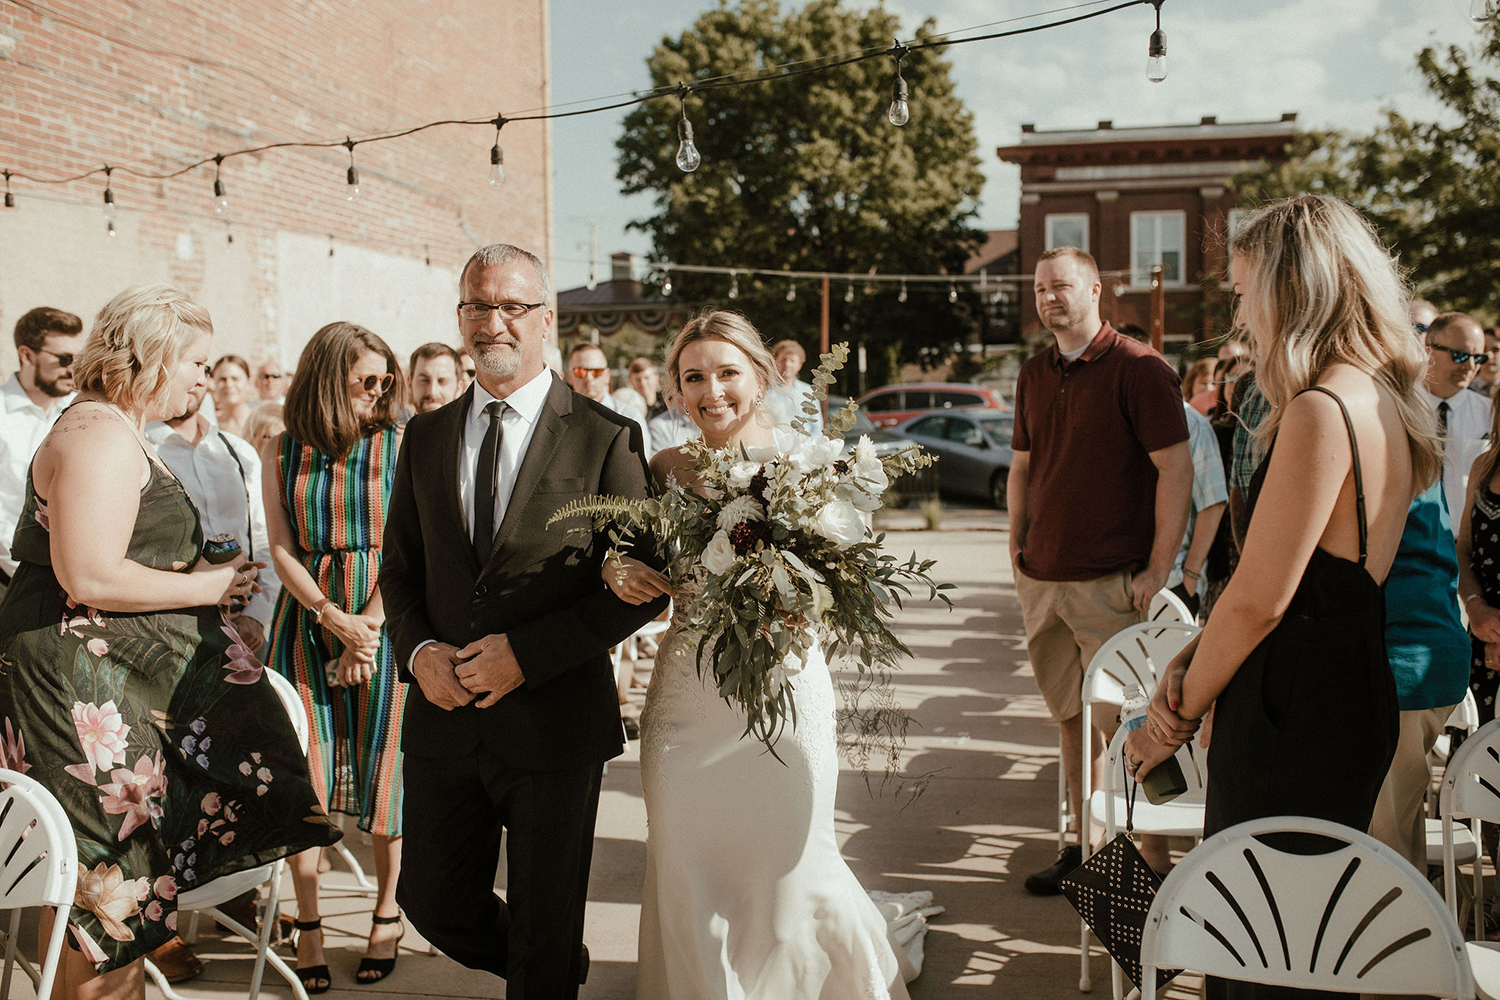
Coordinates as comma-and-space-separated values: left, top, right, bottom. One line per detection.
262, 322, 406, 991
0, 285, 340, 1000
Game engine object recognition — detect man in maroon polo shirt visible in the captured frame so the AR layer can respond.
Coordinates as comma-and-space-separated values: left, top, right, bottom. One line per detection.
1008, 247, 1192, 893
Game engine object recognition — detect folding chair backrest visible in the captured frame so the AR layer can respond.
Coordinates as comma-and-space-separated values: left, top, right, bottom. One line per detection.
1441, 716, 1500, 825
0, 768, 77, 910
263, 669, 309, 754
1083, 622, 1200, 713
1148, 589, 1195, 625
1447, 690, 1480, 735
1100, 718, 1208, 802
1142, 816, 1472, 998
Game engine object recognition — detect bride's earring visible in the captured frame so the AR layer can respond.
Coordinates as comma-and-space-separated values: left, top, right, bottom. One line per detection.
755, 391, 764, 406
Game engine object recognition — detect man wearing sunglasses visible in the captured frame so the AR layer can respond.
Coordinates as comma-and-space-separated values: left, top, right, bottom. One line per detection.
255, 358, 289, 404
0, 306, 84, 598
1423, 311, 1494, 538
566, 343, 651, 456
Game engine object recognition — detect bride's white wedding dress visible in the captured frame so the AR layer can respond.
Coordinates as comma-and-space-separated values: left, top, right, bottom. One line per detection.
636, 564, 921, 999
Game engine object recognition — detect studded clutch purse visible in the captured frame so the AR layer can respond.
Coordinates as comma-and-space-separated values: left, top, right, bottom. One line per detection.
1059, 764, 1182, 990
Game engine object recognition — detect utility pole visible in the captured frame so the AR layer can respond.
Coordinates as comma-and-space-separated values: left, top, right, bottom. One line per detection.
585, 220, 598, 291
1149, 265, 1165, 354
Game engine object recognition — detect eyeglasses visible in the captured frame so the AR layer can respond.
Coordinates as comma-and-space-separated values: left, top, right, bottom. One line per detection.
463, 368, 476, 378
458, 301, 544, 322
257, 372, 285, 382
1413, 322, 1430, 334
36, 349, 75, 367
570, 367, 607, 379
1429, 343, 1491, 365
351, 373, 396, 395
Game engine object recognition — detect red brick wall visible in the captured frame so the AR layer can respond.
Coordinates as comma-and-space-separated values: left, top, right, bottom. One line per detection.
0, 0, 551, 366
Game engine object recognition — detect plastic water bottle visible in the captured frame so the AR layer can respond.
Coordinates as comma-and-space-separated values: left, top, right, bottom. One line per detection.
1118, 683, 1188, 804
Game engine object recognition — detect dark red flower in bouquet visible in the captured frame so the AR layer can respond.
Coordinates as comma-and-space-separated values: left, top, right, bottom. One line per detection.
749, 470, 771, 503
729, 519, 771, 555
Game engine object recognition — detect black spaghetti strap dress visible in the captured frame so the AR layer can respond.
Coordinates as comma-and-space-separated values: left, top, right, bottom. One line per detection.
1202, 386, 1399, 1000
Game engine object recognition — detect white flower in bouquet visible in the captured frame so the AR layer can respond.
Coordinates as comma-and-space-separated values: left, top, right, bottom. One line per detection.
852, 437, 890, 493
814, 498, 865, 547
701, 529, 739, 575
725, 460, 761, 490
716, 495, 765, 532
786, 431, 842, 475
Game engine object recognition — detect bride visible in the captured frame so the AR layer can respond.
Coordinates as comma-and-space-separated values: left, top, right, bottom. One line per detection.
604, 311, 918, 999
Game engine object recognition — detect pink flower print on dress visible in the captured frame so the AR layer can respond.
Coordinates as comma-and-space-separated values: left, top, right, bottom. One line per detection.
74, 862, 149, 942
99, 754, 167, 841
68, 925, 107, 966
72, 701, 130, 775
201, 792, 221, 816
0, 718, 30, 774
219, 625, 264, 684
32, 495, 49, 532
86, 637, 109, 658
153, 875, 178, 901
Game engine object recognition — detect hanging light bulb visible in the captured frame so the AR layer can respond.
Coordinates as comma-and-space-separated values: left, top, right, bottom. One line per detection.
1473, 0, 1498, 20
1146, 1, 1168, 83
948, 281, 958, 303
3, 170, 13, 209
102, 165, 116, 237
661, 270, 673, 297
212, 156, 228, 215
225, 222, 234, 245
328, 235, 335, 258
728, 272, 739, 299
424, 244, 432, 267
887, 41, 911, 127
844, 282, 855, 304
489, 116, 507, 187
786, 280, 796, 302
344, 138, 360, 200
898, 280, 908, 303
675, 85, 701, 173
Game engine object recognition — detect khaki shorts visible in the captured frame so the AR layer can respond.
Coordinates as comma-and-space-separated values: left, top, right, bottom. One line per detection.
1015, 569, 1143, 722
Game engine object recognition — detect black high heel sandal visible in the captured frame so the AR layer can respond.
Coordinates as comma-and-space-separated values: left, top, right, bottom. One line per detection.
292, 918, 331, 996
356, 913, 405, 984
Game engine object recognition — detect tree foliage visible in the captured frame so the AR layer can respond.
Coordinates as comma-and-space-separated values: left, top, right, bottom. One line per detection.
616, 0, 986, 389
1231, 20, 1500, 316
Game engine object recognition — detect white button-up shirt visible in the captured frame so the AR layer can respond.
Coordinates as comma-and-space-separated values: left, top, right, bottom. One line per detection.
145, 416, 282, 626
1426, 386, 1493, 538
460, 367, 553, 539
0, 374, 73, 577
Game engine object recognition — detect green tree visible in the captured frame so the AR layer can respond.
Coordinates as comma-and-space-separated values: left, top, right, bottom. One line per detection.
616, 0, 986, 391
1230, 21, 1500, 316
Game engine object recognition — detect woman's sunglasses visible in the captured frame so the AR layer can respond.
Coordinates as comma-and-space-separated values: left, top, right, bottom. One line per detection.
351, 373, 396, 395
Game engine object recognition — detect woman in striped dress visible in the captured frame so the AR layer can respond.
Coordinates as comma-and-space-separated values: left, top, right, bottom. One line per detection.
262, 322, 407, 992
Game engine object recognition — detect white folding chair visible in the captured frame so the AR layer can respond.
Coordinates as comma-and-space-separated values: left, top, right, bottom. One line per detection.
1074, 620, 1198, 993
146, 668, 313, 1000
1442, 716, 1500, 984
1084, 716, 1208, 999
1147, 588, 1194, 626
1141, 816, 1474, 999
0, 768, 77, 1000
1428, 691, 1481, 873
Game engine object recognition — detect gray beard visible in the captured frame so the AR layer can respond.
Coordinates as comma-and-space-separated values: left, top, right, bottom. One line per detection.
473, 340, 522, 379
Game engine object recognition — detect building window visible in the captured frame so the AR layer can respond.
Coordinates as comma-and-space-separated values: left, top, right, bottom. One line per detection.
1045, 213, 1089, 253
1131, 211, 1186, 286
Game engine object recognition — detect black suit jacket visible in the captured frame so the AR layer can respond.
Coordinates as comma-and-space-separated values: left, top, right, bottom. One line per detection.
380, 375, 668, 770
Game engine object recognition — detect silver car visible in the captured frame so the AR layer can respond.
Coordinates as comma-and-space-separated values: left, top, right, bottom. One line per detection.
890, 410, 1014, 509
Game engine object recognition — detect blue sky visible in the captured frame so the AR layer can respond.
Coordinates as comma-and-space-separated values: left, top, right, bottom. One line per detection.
548, 0, 1482, 292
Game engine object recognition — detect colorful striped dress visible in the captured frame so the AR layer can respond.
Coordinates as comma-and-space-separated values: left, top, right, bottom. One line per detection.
267, 426, 404, 835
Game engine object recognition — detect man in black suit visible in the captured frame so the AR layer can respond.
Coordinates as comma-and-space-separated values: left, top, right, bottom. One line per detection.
381, 243, 666, 997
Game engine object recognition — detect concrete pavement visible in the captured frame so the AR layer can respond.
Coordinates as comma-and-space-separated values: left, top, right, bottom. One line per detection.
99, 506, 1204, 999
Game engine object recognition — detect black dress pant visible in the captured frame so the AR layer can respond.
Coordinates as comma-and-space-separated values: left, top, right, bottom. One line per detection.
397, 746, 603, 999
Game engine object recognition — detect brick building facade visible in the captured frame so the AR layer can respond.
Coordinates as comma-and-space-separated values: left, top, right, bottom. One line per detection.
996, 115, 1296, 344
0, 1, 553, 372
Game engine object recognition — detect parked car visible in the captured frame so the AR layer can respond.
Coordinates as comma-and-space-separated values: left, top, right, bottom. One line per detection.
890, 410, 1014, 509
856, 382, 1008, 428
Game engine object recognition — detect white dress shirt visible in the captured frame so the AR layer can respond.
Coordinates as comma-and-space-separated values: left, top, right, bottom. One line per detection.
460, 367, 554, 541
765, 378, 824, 433
1426, 386, 1493, 539
648, 408, 700, 454
145, 417, 282, 627
0, 374, 73, 577
601, 393, 653, 457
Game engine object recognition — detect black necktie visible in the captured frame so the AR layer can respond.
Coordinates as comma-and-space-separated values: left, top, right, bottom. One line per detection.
472, 400, 505, 563
1438, 400, 1450, 453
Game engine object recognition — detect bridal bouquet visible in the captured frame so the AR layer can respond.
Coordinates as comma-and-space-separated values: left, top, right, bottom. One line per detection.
548, 345, 951, 757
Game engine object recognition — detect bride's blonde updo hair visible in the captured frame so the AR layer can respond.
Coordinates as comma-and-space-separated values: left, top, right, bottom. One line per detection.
1230, 194, 1441, 492
662, 310, 779, 414
73, 283, 213, 415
